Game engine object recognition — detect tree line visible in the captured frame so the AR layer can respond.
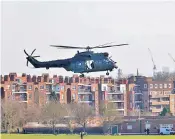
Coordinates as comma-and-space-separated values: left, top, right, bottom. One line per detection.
1, 95, 123, 134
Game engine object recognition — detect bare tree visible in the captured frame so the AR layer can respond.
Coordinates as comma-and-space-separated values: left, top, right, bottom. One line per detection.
127, 109, 152, 116
25, 103, 42, 123
1, 99, 25, 133
154, 71, 170, 81
62, 103, 77, 134
99, 101, 123, 134
168, 71, 175, 81
41, 101, 66, 134
71, 103, 94, 133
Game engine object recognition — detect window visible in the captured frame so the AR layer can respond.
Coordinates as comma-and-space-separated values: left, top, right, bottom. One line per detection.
28, 85, 32, 90
40, 85, 44, 90
72, 86, 76, 90
6, 85, 10, 90
29, 94, 32, 99
154, 84, 158, 89
164, 84, 167, 88
150, 84, 153, 88
169, 84, 172, 88
144, 84, 147, 89
103, 86, 106, 91
159, 84, 162, 88
72, 94, 76, 100
92, 87, 96, 91
127, 125, 132, 130
61, 86, 64, 90
164, 91, 170, 95
12, 85, 15, 91
61, 94, 64, 100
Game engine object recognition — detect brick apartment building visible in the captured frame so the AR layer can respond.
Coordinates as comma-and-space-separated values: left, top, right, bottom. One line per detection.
100, 78, 127, 116
0, 73, 115, 116
147, 79, 175, 116
170, 81, 175, 116
127, 76, 149, 114
1, 73, 175, 117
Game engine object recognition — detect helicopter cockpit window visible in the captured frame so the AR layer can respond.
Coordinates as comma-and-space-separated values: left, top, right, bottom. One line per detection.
85, 60, 94, 70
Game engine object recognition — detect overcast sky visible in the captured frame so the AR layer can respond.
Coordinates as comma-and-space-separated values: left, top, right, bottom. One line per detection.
1, 1, 175, 78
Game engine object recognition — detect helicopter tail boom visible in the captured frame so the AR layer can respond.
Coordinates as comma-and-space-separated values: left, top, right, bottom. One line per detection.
24, 49, 70, 69
27, 57, 70, 69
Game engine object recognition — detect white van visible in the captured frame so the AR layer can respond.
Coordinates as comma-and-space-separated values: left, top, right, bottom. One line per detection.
159, 128, 172, 135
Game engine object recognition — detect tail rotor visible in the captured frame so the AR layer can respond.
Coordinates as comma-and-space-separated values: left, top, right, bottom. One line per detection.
24, 49, 40, 66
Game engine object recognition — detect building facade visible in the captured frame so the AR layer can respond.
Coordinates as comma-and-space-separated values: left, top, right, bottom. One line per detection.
127, 76, 149, 115
0, 73, 115, 116
148, 80, 173, 116
100, 78, 127, 116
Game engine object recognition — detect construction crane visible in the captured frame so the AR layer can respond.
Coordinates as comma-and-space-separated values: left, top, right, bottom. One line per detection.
168, 53, 175, 63
148, 48, 157, 77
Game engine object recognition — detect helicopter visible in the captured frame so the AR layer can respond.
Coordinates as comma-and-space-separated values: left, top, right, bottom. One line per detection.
24, 43, 128, 77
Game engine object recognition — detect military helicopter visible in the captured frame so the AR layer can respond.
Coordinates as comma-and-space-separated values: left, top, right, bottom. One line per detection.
24, 43, 128, 77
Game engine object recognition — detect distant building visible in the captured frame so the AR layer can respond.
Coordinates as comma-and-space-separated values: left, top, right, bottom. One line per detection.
100, 78, 127, 116
148, 80, 173, 116
127, 76, 149, 114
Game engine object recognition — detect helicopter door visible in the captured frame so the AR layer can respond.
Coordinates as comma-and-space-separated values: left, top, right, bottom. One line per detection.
85, 60, 95, 70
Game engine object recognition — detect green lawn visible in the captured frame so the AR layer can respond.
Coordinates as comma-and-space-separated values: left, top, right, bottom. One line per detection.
1, 134, 175, 139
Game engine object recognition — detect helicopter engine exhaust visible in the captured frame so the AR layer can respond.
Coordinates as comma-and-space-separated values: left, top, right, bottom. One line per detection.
103, 52, 109, 57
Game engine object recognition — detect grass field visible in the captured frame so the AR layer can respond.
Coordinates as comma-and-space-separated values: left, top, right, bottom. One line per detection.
1, 134, 175, 139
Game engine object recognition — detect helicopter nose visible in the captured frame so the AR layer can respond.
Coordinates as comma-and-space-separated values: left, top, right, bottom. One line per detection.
114, 64, 118, 69
113, 62, 118, 69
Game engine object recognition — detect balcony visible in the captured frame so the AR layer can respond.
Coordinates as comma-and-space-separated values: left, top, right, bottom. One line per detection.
107, 86, 115, 93
12, 93, 27, 102
107, 90, 123, 94
150, 95, 170, 98
108, 99, 124, 102
117, 108, 125, 111
134, 100, 142, 104
78, 94, 94, 102
78, 85, 91, 94
114, 105, 124, 110
151, 108, 162, 113
134, 98, 143, 101
107, 94, 124, 102
78, 91, 92, 95
46, 94, 60, 102
151, 101, 169, 105
78, 100, 93, 103
135, 92, 143, 95
107, 89, 115, 93
12, 84, 27, 92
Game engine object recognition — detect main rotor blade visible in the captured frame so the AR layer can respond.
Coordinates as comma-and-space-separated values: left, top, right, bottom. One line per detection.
24, 50, 29, 56
33, 56, 40, 58
92, 44, 129, 48
50, 45, 86, 49
31, 49, 36, 55
94, 42, 115, 48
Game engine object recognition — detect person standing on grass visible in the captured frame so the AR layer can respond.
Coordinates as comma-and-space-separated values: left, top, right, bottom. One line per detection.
80, 132, 84, 139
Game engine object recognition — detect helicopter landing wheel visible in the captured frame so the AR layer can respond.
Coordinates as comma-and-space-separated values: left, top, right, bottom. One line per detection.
106, 71, 109, 76
80, 74, 85, 78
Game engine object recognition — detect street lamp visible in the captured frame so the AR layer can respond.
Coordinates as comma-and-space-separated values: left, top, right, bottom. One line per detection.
137, 105, 142, 134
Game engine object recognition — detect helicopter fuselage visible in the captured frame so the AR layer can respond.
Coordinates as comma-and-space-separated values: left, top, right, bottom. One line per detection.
66, 51, 116, 73
26, 51, 117, 74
